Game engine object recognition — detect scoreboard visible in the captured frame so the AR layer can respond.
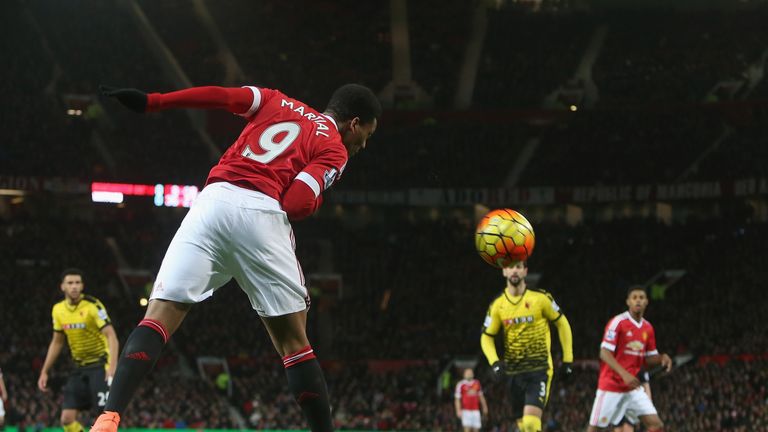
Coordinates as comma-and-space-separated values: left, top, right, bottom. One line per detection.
91, 182, 199, 208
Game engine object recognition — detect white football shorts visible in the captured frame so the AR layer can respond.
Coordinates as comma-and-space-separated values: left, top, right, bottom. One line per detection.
150, 182, 308, 317
461, 410, 481, 429
589, 387, 657, 427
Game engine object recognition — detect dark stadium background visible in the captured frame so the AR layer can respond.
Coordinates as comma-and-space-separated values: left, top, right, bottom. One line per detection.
1, 0, 766, 431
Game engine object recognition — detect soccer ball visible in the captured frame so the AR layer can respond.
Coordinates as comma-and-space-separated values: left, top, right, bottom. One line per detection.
475, 209, 535, 268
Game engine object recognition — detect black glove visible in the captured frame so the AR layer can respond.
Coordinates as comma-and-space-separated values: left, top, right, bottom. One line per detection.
100, 85, 148, 113
558, 362, 573, 382
491, 360, 507, 380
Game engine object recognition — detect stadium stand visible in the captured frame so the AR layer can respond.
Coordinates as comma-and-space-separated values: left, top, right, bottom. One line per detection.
2, 1, 768, 430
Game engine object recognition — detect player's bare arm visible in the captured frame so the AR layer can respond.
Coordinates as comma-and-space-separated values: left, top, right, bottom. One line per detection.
479, 392, 489, 416
599, 348, 640, 389
454, 395, 463, 418
645, 353, 673, 372
38, 331, 66, 391
101, 325, 120, 382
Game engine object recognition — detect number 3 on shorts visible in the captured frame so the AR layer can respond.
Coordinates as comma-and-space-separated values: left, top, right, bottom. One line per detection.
242, 121, 301, 164
539, 381, 546, 397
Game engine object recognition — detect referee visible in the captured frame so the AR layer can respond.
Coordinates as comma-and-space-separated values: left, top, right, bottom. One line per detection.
38, 269, 119, 432
480, 261, 574, 432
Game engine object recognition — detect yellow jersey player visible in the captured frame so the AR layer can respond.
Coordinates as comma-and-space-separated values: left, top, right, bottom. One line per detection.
480, 261, 574, 432
38, 269, 119, 432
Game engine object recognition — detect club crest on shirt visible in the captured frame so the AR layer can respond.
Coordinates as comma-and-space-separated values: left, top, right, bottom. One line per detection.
626, 340, 644, 352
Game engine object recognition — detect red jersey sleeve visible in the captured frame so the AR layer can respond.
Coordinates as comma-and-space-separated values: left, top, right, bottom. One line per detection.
293, 143, 348, 200
282, 180, 323, 221
144, 86, 280, 116
601, 318, 620, 352
645, 325, 658, 357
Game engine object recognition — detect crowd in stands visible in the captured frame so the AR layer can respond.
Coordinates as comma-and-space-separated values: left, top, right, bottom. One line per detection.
4, 1, 768, 187
594, 9, 768, 106
0, 208, 231, 430
137, 0, 224, 86
204, 0, 390, 110
519, 109, 725, 186
3, 1, 768, 430
474, 10, 595, 109
0, 1, 99, 179
693, 104, 768, 181
2, 193, 766, 429
408, 0, 473, 108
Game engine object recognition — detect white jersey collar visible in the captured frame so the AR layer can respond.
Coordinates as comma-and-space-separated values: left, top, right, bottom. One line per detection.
322, 114, 339, 131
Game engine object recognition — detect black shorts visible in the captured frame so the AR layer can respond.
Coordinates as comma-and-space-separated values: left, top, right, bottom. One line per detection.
62, 364, 109, 411
506, 369, 553, 416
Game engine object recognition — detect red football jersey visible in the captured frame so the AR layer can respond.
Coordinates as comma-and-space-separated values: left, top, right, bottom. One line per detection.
597, 311, 658, 392
455, 379, 483, 410
207, 86, 348, 201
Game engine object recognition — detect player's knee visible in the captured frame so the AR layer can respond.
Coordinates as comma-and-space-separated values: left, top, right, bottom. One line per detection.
521, 414, 541, 432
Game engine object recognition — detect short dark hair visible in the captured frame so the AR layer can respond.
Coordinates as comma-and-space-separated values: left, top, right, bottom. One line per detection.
626, 285, 646, 298
325, 84, 382, 124
60, 268, 85, 284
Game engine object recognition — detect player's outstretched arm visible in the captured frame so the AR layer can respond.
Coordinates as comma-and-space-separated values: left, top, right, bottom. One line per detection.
100, 85, 254, 114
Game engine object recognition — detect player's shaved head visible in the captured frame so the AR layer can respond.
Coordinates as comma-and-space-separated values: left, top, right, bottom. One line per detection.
325, 84, 382, 124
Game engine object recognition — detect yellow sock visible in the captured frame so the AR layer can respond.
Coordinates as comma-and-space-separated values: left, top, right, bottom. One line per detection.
521, 414, 541, 432
516, 418, 524, 431
63, 421, 84, 432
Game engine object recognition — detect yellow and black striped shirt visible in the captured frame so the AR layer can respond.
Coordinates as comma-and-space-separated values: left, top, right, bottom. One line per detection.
52, 295, 112, 367
482, 288, 562, 374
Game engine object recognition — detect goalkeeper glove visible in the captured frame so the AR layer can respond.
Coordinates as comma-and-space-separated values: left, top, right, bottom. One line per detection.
100, 85, 148, 113
558, 362, 573, 382
491, 360, 507, 380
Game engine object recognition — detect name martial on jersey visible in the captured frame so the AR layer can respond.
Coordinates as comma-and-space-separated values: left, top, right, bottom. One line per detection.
278, 99, 334, 138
